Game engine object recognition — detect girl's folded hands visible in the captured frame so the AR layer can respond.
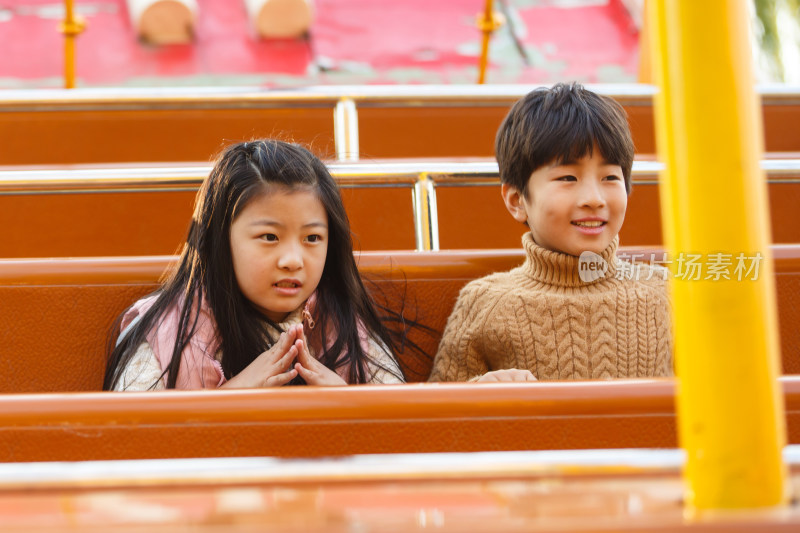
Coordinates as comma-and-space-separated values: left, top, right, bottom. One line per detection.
291, 325, 347, 386
221, 324, 346, 388
221, 328, 299, 388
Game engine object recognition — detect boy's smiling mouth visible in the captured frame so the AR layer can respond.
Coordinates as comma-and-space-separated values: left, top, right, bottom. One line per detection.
572, 221, 605, 228
571, 219, 607, 236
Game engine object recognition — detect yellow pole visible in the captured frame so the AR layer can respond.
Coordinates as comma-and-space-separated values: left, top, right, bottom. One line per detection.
477, 0, 499, 84
60, 0, 86, 89
648, 0, 788, 510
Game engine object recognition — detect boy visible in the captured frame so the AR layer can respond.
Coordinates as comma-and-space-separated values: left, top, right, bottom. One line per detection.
428, 83, 672, 382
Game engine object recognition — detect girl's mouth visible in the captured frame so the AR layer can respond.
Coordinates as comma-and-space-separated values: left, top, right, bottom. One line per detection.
273, 280, 302, 295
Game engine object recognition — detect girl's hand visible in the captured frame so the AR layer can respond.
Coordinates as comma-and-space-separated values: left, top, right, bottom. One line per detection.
221, 329, 299, 388
291, 325, 347, 386
476, 369, 537, 382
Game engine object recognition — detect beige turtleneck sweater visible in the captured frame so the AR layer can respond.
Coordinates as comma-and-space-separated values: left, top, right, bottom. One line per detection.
429, 233, 673, 382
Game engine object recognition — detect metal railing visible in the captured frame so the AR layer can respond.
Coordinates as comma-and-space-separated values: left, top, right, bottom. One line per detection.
5, 84, 800, 110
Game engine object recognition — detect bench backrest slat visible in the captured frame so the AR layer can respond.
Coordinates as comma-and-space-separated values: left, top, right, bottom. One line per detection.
2, 246, 800, 393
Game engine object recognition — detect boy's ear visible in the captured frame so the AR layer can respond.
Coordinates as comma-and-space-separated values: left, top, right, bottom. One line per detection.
501, 183, 529, 224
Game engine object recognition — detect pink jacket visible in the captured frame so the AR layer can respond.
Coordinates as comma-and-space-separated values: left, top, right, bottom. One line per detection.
120, 294, 227, 389
120, 292, 377, 389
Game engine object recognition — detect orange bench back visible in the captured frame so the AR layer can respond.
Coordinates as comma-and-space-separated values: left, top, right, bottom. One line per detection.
0, 250, 520, 391
1, 245, 799, 395
2, 87, 799, 165
3, 160, 800, 257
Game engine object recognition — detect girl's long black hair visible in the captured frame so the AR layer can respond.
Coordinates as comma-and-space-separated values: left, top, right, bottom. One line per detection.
104, 139, 408, 389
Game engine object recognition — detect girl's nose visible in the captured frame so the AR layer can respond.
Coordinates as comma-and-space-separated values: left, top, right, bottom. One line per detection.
277, 244, 303, 270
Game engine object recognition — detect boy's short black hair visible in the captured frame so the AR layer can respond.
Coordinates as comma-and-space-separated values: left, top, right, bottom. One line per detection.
495, 82, 635, 196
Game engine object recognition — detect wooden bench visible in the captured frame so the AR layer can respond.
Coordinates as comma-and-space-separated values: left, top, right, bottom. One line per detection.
2, 85, 799, 165
2, 159, 799, 256
1, 376, 800, 463
2, 245, 799, 394
0, 379, 679, 462
0, 248, 798, 462
0, 250, 510, 391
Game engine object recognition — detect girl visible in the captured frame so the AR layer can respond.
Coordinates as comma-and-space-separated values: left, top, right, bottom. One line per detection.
104, 139, 404, 390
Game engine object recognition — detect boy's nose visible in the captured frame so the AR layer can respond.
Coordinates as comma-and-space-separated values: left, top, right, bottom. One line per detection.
579, 181, 606, 208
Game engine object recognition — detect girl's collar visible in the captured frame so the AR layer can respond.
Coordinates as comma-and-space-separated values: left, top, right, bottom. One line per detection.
302, 292, 316, 329
266, 295, 317, 333
302, 303, 316, 329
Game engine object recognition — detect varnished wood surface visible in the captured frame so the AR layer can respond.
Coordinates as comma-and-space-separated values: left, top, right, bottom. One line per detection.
1, 448, 800, 531
1, 85, 799, 165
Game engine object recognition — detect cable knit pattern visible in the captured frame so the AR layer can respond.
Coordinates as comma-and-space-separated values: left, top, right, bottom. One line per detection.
428, 233, 673, 382
615, 284, 633, 377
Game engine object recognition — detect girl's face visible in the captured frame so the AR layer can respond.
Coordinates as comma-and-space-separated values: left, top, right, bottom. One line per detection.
230, 186, 329, 323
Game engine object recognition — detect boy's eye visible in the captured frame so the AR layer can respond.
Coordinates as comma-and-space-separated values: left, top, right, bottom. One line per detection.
604, 175, 622, 181
556, 175, 577, 182
260, 233, 278, 242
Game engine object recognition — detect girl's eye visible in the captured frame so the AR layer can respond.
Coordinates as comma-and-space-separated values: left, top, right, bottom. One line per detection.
556, 175, 577, 182
306, 234, 323, 243
260, 234, 278, 242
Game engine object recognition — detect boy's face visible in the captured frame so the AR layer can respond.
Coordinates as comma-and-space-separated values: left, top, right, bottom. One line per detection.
501, 150, 627, 256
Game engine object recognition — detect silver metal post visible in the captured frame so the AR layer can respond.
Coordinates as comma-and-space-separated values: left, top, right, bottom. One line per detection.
412, 173, 440, 252
334, 98, 360, 161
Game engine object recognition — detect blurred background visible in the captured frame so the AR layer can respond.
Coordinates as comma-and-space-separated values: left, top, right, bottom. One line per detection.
0, 0, 794, 89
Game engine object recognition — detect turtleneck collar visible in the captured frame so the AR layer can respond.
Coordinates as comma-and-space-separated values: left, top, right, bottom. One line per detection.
520, 232, 618, 287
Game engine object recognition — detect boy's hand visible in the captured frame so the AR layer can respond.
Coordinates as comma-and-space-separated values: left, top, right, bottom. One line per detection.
475, 369, 537, 382
221, 328, 299, 388
293, 325, 347, 386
